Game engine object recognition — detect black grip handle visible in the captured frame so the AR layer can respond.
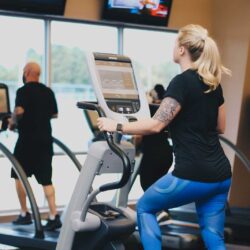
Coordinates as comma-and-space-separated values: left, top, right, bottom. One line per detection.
77, 101, 106, 118
100, 138, 131, 192
0, 113, 11, 132
77, 101, 131, 192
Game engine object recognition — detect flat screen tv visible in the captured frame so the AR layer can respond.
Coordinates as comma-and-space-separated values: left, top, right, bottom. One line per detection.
102, 0, 173, 27
0, 0, 66, 15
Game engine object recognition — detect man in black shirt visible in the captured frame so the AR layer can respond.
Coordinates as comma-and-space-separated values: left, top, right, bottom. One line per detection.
9, 62, 61, 231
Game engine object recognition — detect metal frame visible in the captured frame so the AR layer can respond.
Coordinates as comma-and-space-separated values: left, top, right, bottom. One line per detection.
219, 135, 250, 172
0, 142, 44, 239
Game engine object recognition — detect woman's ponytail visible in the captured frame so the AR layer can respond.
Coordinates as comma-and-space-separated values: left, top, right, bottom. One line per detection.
178, 24, 231, 91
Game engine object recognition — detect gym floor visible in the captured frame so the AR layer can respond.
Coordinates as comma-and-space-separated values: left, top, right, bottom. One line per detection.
0, 243, 250, 250
226, 244, 250, 250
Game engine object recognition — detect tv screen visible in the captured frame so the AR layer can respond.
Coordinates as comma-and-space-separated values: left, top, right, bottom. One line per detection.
102, 0, 173, 27
0, 0, 66, 15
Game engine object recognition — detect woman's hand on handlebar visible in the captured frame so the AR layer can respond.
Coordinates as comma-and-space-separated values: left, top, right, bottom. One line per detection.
97, 117, 117, 132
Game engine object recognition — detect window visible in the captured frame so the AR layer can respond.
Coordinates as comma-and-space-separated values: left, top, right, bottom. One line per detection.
123, 28, 180, 92
0, 13, 180, 211
50, 21, 118, 152
123, 28, 179, 201
0, 16, 44, 109
0, 15, 44, 151
0, 15, 45, 211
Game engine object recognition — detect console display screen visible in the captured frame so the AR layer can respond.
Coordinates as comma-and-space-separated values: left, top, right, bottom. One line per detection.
95, 60, 139, 100
0, 89, 8, 114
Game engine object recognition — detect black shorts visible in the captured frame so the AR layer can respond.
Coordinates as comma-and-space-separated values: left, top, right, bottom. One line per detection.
11, 138, 53, 186
139, 145, 173, 191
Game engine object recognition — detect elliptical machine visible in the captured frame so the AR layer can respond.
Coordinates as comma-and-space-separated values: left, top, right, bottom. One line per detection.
56, 52, 150, 250
0, 83, 11, 132
57, 52, 203, 250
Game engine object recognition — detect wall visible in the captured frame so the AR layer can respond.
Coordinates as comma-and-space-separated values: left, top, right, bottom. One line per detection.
212, 0, 250, 206
64, 0, 105, 20
228, 42, 250, 206
212, 0, 250, 145
168, 0, 213, 32
64, 0, 213, 31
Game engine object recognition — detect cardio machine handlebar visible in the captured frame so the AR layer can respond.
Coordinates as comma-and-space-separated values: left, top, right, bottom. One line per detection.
77, 101, 106, 118
77, 101, 131, 192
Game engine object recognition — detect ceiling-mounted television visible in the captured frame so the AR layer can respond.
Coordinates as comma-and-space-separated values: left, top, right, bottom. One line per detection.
102, 0, 173, 27
0, 0, 66, 15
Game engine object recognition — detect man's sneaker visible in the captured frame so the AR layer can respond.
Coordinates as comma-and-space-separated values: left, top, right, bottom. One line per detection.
12, 212, 32, 225
43, 214, 62, 231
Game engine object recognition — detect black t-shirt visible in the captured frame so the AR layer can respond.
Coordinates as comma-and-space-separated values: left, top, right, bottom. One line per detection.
164, 69, 232, 182
15, 82, 58, 139
141, 104, 171, 154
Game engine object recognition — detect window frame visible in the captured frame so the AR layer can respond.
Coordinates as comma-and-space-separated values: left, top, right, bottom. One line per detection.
0, 10, 178, 211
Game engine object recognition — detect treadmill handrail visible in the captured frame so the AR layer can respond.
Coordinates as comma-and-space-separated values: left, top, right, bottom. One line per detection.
77, 101, 132, 192
0, 142, 44, 239
219, 135, 250, 172
52, 137, 82, 171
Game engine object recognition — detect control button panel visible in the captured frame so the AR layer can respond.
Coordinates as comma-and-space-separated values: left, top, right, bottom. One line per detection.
106, 100, 140, 114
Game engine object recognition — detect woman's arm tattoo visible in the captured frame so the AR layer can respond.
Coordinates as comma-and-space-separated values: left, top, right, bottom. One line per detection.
153, 97, 181, 125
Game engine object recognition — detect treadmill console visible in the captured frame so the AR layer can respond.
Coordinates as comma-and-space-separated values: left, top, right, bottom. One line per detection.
87, 53, 150, 122
0, 83, 10, 131
0, 84, 10, 115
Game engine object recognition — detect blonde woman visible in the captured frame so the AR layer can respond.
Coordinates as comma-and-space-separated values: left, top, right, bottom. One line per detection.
97, 24, 232, 250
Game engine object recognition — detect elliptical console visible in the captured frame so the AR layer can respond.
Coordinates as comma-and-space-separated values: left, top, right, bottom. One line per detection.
57, 53, 150, 250
86, 52, 150, 122
0, 83, 11, 131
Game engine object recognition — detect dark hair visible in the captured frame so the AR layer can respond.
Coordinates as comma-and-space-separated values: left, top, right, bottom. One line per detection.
154, 84, 165, 100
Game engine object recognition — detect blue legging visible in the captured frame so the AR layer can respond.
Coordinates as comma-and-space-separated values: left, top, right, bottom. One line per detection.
136, 173, 231, 250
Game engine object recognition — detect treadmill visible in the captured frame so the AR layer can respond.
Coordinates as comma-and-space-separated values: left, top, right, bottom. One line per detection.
0, 83, 49, 248
0, 135, 83, 250
0, 56, 142, 249
0, 84, 82, 249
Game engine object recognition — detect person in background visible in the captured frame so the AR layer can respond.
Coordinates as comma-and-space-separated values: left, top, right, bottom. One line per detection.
97, 24, 232, 250
148, 83, 165, 104
139, 84, 173, 191
8, 62, 62, 231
